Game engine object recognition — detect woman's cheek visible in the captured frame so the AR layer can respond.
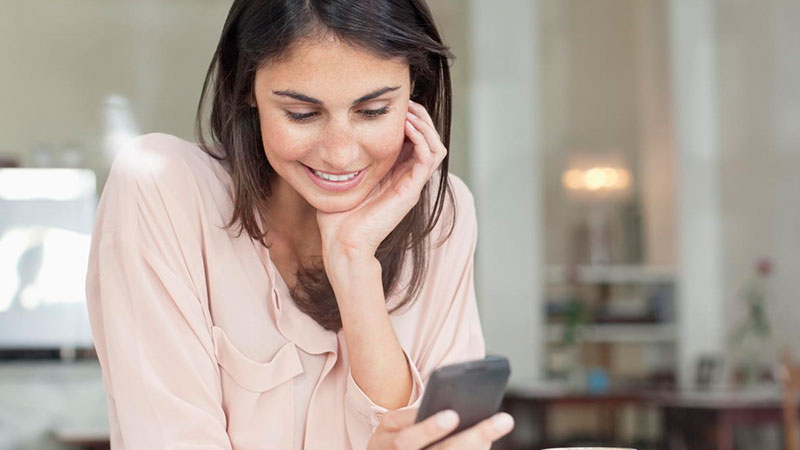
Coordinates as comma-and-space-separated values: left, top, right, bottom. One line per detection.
364, 118, 407, 161
261, 121, 314, 160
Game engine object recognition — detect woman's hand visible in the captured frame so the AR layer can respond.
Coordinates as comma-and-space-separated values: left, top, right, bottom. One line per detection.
316, 100, 447, 270
366, 408, 515, 450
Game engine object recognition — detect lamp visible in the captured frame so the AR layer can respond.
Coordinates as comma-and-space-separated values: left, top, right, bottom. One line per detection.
561, 154, 633, 200
561, 152, 634, 265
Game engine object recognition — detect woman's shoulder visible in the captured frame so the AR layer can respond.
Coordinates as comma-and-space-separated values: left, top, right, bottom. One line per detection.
108, 133, 232, 195
97, 133, 234, 238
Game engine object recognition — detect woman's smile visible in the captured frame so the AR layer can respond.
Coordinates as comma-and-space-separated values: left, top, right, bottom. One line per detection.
253, 35, 410, 213
303, 163, 367, 192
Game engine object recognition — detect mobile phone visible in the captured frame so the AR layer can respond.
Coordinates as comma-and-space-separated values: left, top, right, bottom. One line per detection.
414, 355, 511, 442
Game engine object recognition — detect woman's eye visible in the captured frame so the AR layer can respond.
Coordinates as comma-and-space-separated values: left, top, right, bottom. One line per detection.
285, 111, 318, 122
284, 106, 390, 123
360, 106, 391, 118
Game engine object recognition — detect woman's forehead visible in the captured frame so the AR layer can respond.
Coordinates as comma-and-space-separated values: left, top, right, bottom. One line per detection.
254, 36, 410, 100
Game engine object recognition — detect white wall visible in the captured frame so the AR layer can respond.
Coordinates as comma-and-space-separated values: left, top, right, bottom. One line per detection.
468, 0, 543, 381
539, 0, 646, 266
668, 0, 726, 388
0, 0, 474, 184
717, 0, 800, 361
0, 0, 232, 184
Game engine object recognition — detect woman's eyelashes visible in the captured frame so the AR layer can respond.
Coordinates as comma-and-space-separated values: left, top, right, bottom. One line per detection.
284, 105, 392, 123
360, 105, 392, 118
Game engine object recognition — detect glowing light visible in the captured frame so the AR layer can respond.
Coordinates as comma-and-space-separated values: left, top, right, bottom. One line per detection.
585, 168, 606, 190
103, 94, 140, 162
617, 170, 631, 189
562, 170, 585, 190
561, 166, 632, 193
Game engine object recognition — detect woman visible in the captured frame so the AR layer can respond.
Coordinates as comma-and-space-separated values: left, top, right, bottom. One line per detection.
85, 0, 514, 448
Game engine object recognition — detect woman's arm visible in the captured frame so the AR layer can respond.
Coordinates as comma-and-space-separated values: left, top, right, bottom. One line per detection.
329, 256, 413, 410
316, 101, 446, 411
364, 176, 513, 450
86, 135, 233, 449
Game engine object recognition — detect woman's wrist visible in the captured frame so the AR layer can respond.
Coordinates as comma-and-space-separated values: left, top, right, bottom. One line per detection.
324, 249, 382, 295
321, 235, 377, 263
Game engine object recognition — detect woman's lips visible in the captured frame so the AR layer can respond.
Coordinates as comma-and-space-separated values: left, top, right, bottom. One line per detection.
303, 164, 366, 192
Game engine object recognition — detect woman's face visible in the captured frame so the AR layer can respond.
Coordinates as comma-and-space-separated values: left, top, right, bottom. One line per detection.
253, 36, 411, 214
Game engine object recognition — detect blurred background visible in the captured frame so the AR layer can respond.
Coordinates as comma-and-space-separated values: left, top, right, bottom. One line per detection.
1, 0, 798, 449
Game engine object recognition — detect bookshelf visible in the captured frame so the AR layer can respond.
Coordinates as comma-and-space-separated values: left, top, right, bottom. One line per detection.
543, 264, 677, 389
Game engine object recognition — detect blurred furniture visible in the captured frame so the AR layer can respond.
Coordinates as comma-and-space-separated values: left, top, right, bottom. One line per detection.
0, 168, 97, 350
500, 381, 661, 449
695, 354, 725, 390
0, 156, 20, 167
660, 390, 791, 450
53, 426, 110, 450
502, 383, 797, 450
0, 360, 107, 449
782, 352, 800, 450
544, 265, 677, 391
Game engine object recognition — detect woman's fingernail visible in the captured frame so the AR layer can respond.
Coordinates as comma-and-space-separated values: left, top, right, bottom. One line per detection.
492, 413, 514, 432
408, 111, 418, 120
437, 410, 458, 428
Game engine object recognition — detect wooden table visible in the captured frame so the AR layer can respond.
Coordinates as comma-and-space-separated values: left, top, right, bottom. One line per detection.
658, 390, 789, 450
499, 382, 660, 449
499, 382, 796, 450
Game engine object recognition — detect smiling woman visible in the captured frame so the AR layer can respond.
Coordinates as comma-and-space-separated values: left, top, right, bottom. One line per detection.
252, 38, 412, 216
85, 1, 513, 449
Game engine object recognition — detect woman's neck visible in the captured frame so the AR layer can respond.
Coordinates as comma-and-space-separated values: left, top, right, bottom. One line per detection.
265, 175, 321, 255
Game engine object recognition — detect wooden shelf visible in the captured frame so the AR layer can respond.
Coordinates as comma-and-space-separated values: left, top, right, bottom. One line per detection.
545, 264, 676, 284
546, 323, 676, 343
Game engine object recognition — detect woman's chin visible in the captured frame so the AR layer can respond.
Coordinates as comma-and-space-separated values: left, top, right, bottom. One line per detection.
308, 191, 368, 214
300, 170, 386, 214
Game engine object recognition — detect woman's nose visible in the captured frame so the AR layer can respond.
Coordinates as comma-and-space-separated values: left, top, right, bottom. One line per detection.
319, 118, 360, 170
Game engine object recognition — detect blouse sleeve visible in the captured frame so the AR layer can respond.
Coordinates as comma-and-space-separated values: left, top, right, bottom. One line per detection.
344, 175, 486, 444
85, 135, 232, 449
412, 176, 486, 372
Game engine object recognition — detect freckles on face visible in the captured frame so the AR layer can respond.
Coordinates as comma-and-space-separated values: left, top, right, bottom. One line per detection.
354, 110, 407, 161
252, 36, 412, 213
259, 99, 404, 166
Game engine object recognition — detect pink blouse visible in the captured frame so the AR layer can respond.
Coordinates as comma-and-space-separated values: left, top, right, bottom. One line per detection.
85, 133, 485, 449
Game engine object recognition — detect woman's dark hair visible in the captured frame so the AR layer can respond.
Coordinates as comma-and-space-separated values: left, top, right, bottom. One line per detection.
195, 0, 456, 332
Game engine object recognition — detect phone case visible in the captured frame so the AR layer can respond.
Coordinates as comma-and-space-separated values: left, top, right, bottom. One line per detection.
414, 355, 511, 439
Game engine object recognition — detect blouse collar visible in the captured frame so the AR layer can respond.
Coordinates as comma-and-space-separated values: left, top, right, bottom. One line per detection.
257, 240, 340, 357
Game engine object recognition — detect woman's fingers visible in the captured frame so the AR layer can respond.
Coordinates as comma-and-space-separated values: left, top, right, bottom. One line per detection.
404, 117, 435, 186
385, 100, 447, 205
405, 115, 445, 179
369, 408, 513, 450
431, 412, 514, 450
406, 103, 447, 175
389, 410, 460, 450
405, 115, 432, 162
406, 110, 444, 157
407, 100, 436, 133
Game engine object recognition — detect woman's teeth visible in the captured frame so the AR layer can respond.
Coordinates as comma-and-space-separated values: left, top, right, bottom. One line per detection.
313, 169, 359, 181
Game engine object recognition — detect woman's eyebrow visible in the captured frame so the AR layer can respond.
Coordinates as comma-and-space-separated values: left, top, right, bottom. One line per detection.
271, 85, 401, 106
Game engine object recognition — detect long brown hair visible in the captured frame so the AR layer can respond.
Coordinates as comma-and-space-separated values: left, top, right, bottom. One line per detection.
195, 0, 456, 332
